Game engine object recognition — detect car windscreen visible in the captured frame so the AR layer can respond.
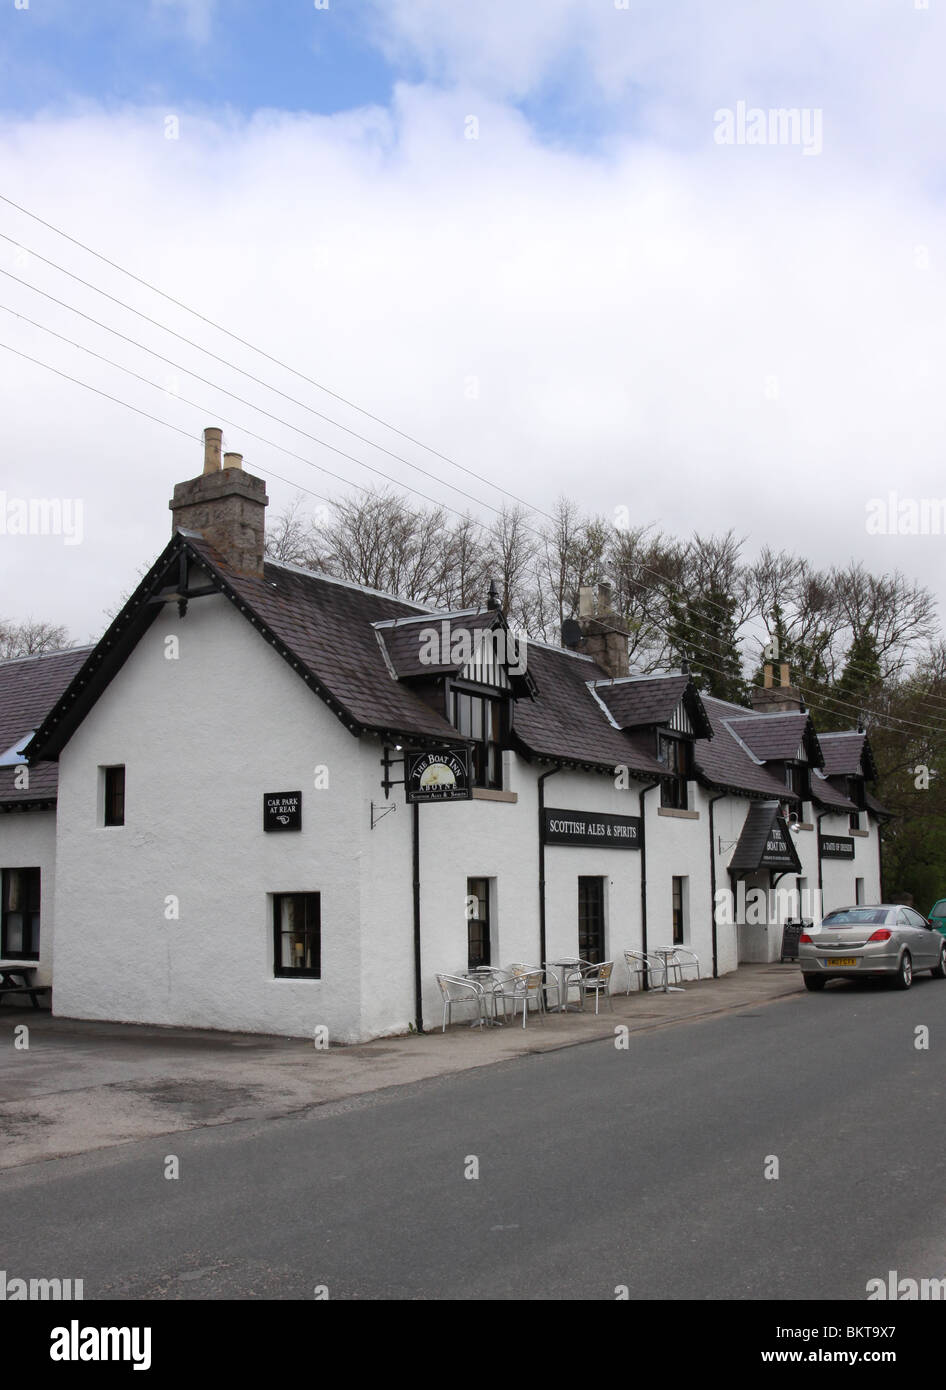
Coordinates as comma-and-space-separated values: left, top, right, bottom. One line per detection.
821, 909, 889, 926
931, 901, 946, 917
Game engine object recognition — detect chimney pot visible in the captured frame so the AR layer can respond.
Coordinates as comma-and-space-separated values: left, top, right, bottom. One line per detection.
223, 452, 243, 471
203, 426, 223, 475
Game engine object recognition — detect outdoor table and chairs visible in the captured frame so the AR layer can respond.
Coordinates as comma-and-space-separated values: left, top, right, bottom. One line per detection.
651, 946, 703, 990
548, 958, 589, 1012
651, 947, 687, 993
0, 963, 50, 1009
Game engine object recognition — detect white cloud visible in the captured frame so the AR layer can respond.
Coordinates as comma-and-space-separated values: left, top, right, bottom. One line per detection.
0, 67, 944, 645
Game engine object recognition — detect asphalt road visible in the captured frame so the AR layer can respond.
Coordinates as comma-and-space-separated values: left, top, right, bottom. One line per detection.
3, 976, 946, 1300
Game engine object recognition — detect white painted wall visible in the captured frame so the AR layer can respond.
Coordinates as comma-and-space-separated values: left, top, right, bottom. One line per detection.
47, 589, 887, 1041
0, 808, 56, 987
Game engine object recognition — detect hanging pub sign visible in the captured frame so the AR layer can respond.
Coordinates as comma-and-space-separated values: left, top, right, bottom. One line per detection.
820, 834, 855, 860
761, 816, 797, 868
543, 807, 642, 849
406, 749, 472, 802
263, 791, 302, 831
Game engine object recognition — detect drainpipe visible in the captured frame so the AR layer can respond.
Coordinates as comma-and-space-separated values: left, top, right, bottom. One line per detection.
707, 791, 726, 979
638, 781, 660, 987
538, 764, 563, 964
412, 800, 424, 1033
816, 810, 828, 909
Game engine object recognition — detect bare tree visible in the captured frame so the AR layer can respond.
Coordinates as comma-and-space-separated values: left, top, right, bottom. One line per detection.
0, 619, 72, 659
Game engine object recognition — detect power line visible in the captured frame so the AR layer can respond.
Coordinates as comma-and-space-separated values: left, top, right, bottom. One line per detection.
5, 326, 939, 739
0, 228, 544, 523
0, 192, 544, 514
0, 303, 508, 529
3, 213, 935, 703
1, 199, 939, 710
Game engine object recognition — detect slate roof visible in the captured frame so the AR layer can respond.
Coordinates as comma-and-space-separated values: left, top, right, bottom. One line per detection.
695, 697, 800, 800
723, 712, 823, 767
810, 769, 856, 811
818, 731, 878, 780
0, 647, 92, 807
26, 529, 890, 815
375, 609, 498, 678
591, 674, 712, 738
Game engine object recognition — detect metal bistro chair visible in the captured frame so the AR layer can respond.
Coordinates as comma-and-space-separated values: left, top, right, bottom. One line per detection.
579, 960, 615, 1014
495, 967, 547, 1028
435, 974, 491, 1032
624, 950, 668, 994
652, 946, 702, 984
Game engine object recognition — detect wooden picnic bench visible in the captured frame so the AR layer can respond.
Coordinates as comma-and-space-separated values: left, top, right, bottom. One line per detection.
0, 965, 51, 1009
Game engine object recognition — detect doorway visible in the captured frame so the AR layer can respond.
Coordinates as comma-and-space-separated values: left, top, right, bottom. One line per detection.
578, 877, 606, 964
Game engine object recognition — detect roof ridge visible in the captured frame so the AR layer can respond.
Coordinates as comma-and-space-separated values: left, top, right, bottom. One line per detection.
264, 558, 433, 611
0, 644, 93, 668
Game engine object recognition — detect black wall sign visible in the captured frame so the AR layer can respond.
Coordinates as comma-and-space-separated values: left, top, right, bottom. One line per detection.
820, 834, 855, 860
406, 749, 472, 802
264, 791, 302, 831
543, 807, 642, 849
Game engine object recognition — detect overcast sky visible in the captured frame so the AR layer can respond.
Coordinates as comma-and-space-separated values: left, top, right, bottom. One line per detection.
1, 0, 944, 646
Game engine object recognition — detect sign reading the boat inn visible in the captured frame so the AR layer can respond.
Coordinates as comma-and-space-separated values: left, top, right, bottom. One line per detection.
406, 749, 472, 803
263, 791, 302, 831
760, 817, 796, 867
820, 834, 855, 860
543, 808, 642, 849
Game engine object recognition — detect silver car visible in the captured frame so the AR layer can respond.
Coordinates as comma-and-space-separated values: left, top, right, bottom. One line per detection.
799, 905, 946, 991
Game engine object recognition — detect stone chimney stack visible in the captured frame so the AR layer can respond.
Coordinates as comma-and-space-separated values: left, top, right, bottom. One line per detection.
169, 427, 268, 577
751, 661, 803, 715
577, 577, 629, 679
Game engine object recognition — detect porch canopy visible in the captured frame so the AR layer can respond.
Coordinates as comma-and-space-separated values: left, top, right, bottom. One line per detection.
728, 800, 802, 877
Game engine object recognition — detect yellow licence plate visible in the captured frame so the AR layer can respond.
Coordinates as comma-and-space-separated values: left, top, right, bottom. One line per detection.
826, 957, 857, 966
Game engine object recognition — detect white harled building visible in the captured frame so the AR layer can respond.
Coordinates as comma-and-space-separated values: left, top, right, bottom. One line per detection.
0, 430, 886, 1041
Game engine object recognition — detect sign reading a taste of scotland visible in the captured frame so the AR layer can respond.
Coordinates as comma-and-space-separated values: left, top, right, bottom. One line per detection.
263, 791, 302, 831
543, 808, 642, 849
406, 749, 472, 802
820, 834, 855, 860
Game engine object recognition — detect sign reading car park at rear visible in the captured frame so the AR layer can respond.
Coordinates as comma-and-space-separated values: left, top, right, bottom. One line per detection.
543, 808, 642, 849
820, 835, 855, 859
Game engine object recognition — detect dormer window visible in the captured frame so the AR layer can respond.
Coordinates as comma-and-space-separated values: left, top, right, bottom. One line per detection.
847, 775, 865, 829
452, 689, 503, 789
658, 732, 690, 810
785, 762, 810, 801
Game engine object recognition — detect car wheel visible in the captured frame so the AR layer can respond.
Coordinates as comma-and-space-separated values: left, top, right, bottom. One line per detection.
931, 945, 946, 979
803, 975, 826, 991
895, 952, 913, 990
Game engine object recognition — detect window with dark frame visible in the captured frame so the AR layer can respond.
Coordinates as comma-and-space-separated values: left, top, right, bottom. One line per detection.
103, 765, 125, 827
658, 733, 690, 810
1, 867, 41, 960
452, 690, 503, 789
847, 775, 864, 830
672, 876, 686, 945
273, 892, 321, 978
466, 877, 490, 969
